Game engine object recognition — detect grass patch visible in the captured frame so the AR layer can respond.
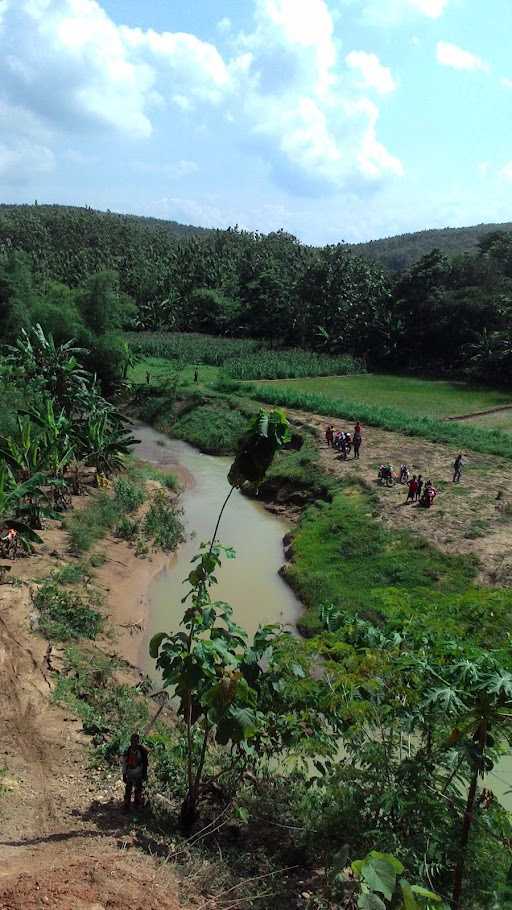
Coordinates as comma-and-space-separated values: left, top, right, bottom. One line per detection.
255, 374, 512, 418
53, 646, 149, 758
288, 483, 512, 647
34, 581, 103, 641
224, 350, 364, 380
262, 429, 336, 500
158, 397, 257, 455
66, 473, 146, 553
251, 383, 512, 460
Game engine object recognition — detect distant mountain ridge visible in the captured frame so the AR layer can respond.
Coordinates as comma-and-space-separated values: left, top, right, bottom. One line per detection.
347, 221, 512, 271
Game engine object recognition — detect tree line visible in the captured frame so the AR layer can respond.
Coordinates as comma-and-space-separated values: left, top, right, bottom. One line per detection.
2, 204, 512, 383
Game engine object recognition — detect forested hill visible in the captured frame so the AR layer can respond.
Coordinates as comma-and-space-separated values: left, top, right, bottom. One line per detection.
348, 221, 512, 271
0, 203, 207, 239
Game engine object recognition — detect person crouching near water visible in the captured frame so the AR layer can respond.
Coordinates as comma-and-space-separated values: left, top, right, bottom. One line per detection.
122, 733, 148, 811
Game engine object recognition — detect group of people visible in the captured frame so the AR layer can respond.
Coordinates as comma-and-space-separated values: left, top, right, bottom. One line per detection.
405, 473, 437, 508
325, 421, 362, 460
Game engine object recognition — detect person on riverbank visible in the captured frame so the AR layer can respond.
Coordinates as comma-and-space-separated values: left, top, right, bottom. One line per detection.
416, 474, 423, 502
406, 475, 418, 503
325, 424, 334, 447
453, 454, 464, 483
353, 423, 362, 459
122, 734, 148, 812
194, 367, 199, 383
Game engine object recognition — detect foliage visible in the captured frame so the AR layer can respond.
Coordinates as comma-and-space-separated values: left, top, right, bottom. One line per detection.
224, 349, 364, 380
34, 580, 103, 641
347, 851, 445, 909
228, 408, 292, 487
143, 490, 185, 551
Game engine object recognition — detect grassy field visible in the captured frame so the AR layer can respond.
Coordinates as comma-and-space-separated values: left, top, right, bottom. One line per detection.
458, 410, 512, 433
129, 356, 220, 388
255, 374, 512, 419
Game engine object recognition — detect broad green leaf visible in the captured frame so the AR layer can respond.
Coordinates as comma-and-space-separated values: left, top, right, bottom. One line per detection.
363, 858, 398, 900
400, 880, 419, 910
411, 884, 442, 901
369, 852, 405, 875
149, 632, 167, 659
358, 894, 386, 910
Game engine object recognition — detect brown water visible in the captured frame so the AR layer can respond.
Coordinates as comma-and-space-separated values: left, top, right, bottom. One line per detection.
132, 423, 301, 681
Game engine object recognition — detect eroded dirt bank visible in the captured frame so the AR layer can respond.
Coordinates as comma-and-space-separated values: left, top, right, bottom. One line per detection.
0, 490, 188, 910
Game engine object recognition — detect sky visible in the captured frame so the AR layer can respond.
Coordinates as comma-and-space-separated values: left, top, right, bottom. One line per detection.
0, 0, 510, 244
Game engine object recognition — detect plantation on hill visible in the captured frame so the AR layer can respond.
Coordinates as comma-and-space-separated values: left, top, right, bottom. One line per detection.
348, 220, 512, 271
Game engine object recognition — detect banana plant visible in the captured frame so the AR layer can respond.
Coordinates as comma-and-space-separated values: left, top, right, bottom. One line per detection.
6, 324, 89, 410
0, 465, 47, 549
0, 415, 45, 480
78, 410, 138, 480
20, 399, 75, 480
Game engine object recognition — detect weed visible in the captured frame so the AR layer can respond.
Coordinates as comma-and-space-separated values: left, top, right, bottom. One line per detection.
143, 490, 185, 551
114, 515, 140, 541
34, 581, 103, 641
53, 562, 89, 585
113, 477, 145, 513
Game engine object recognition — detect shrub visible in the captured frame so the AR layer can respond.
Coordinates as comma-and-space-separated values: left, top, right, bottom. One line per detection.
34, 581, 103, 640
144, 491, 185, 551
113, 477, 145, 513
114, 515, 139, 540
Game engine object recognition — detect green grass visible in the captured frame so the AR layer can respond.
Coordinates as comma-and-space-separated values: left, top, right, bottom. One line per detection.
34, 581, 103, 641
288, 484, 512, 647
459, 410, 512, 433
156, 396, 257, 455
255, 374, 512, 418
224, 350, 364, 381
129, 356, 220, 389
251, 383, 512, 460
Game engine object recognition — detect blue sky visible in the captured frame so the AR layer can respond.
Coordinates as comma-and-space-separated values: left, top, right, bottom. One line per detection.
0, 0, 510, 243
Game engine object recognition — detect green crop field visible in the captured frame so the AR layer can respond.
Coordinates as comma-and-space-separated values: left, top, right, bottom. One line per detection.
129, 356, 220, 388
255, 374, 512, 419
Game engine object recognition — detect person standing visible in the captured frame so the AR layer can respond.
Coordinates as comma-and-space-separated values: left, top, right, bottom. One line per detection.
416, 474, 423, 502
353, 422, 362, 459
122, 734, 149, 811
194, 367, 199, 384
325, 424, 334, 447
406, 475, 418, 503
453, 454, 464, 483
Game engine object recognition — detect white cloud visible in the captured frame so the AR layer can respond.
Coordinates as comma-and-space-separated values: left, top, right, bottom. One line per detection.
478, 162, 490, 177
501, 77, 512, 90
409, 0, 447, 17
233, 0, 402, 188
0, 0, 403, 196
501, 162, 512, 182
436, 41, 489, 72
345, 51, 397, 94
356, 0, 448, 27
217, 16, 232, 33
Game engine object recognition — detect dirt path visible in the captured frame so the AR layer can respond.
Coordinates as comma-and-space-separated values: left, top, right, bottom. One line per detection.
0, 508, 189, 910
288, 408, 512, 586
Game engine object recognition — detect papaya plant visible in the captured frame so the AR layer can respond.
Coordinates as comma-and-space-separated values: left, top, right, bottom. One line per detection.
341, 851, 446, 909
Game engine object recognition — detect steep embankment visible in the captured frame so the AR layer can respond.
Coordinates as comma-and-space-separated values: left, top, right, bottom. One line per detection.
0, 490, 187, 910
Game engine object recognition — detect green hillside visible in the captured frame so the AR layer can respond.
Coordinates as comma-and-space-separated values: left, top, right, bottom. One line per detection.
348, 220, 512, 271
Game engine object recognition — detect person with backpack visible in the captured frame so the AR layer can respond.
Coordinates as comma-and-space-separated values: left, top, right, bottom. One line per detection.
122, 733, 149, 811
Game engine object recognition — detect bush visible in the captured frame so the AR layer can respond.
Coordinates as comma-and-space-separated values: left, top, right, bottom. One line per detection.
144, 491, 185, 551
113, 477, 145, 513
34, 581, 103, 640
125, 332, 261, 366
114, 515, 139, 540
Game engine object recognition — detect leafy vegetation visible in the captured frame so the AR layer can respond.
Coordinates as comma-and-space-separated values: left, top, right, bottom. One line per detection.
34, 580, 103, 641
224, 350, 364, 380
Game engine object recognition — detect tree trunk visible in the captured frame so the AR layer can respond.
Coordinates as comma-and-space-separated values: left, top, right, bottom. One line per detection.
452, 721, 487, 910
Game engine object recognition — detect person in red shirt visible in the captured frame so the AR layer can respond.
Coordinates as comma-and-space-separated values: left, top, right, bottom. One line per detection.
406, 475, 418, 503
353, 422, 362, 459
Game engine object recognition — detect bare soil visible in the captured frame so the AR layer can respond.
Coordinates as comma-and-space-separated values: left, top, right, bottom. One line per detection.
287, 409, 512, 586
0, 496, 190, 910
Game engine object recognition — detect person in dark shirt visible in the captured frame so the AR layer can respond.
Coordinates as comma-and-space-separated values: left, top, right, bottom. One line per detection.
122, 733, 149, 811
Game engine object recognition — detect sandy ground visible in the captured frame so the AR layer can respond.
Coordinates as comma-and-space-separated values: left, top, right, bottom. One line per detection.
287, 409, 512, 586
0, 490, 190, 910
